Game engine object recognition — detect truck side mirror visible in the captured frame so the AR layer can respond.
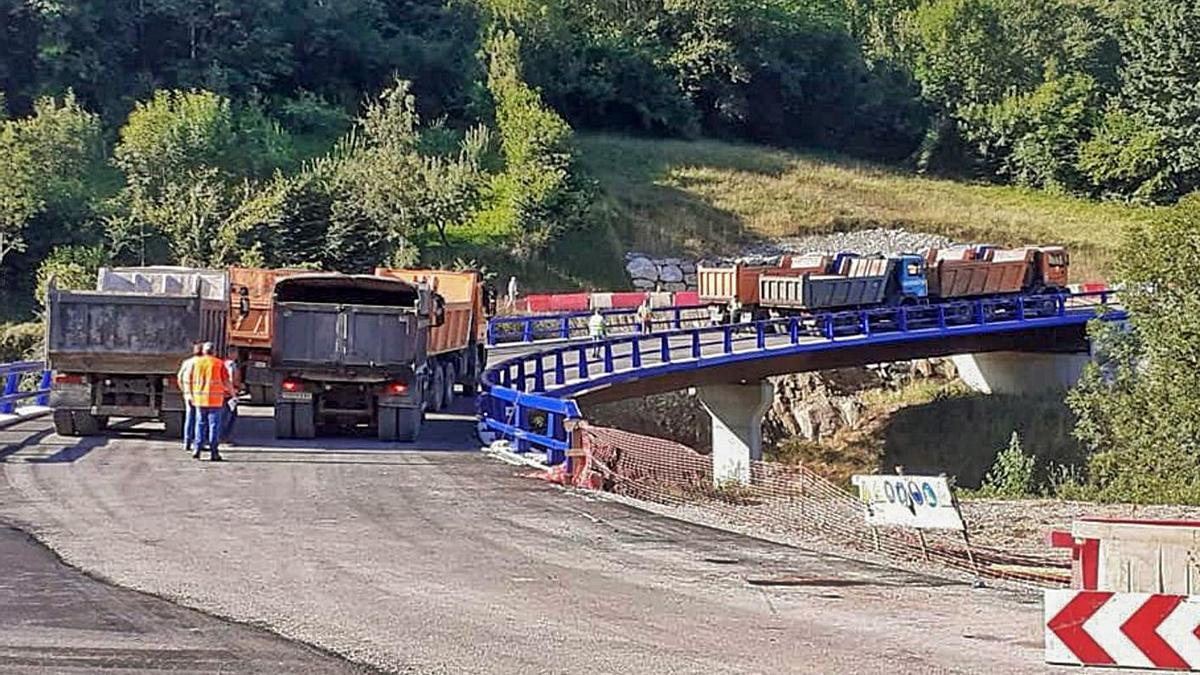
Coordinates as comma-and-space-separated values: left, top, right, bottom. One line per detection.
431, 296, 446, 328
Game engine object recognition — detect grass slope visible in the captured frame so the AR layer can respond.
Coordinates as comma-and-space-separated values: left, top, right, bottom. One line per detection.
580, 133, 1158, 282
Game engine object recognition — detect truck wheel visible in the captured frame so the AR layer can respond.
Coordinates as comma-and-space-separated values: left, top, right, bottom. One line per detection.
430, 364, 446, 413
52, 410, 77, 437
274, 402, 294, 439
162, 411, 184, 439
71, 411, 104, 436
380, 407, 421, 442
293, 403, 316, 439
442, 363, 456, 404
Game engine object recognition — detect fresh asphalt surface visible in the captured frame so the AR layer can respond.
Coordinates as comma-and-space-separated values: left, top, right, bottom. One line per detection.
0, 398, 1133, 674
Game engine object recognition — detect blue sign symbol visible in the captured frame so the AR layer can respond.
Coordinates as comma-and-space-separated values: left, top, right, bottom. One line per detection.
908, 481, 923, 506
883, 481, 896, 503
923, 482, 938, 507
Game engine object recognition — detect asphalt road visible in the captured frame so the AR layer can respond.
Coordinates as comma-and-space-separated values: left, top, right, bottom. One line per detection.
0, 402, 1115, 674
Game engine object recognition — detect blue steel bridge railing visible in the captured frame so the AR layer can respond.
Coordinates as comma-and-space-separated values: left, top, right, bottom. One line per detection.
479, 291, 1126, 464
486, 305, 706, 346
0, 361, 51, 415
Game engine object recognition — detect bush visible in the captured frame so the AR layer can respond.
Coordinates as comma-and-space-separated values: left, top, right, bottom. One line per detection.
977, 431, 1035, 498
35, 244, 109, 309
0, 322, 43, 363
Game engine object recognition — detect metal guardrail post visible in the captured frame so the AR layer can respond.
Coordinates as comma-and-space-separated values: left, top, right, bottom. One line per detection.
554, 352, 566, 385
37, 369, 51, 406
691, 331, 701, 359
973, 300, 985, 325
937, 306, 947, 330
487, 321, 497, 346
673, 308, 682, 330
860, 312, 871, 337
522, 320, 534, 344
1016, 296, 1026, 321
533, 358, 546, 393
559, 316, 571, 340
0, 371, 18, 414
898, 308, 908, 332
577, 345, 589, 379
603, 343, 614, 373
788, 317, 799, 344
660, 335, 671, 363
756, 322, 766, 349
515, 361, 526, 391
722, 326, 733, 354
631, 338, 642, 368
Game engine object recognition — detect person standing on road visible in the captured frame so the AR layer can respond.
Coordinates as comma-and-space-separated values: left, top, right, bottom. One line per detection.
636, 299, 654, 334
177, 342, 202, 453
221, 346, 242, 444
189, 342, 234, 462
708, 304, 724, 327
588, 309, 607, 359
506, 276, 519, 310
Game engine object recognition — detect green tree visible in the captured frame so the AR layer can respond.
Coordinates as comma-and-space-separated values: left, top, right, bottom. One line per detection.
35, 244, 109, 309
1067, 195, 1200, 503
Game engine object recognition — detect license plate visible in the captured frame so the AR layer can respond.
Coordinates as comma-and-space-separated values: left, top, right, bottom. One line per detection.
251, 362, 268, 369
279, 391, 312, 402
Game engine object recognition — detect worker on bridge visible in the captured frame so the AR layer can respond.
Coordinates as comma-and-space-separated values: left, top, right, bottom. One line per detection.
636, 299, 654, 334
588, 308, 607, 359
176, 342, 203, 454
188, 342, 234, 462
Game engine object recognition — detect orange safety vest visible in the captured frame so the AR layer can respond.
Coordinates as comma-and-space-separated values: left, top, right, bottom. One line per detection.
188, 355, 233, 408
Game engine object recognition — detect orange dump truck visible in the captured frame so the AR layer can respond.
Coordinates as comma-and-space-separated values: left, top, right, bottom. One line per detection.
374, 268, 489, 408
698, 255, 831, 308
228, 267, 307, 404
925, 246, 1069, 299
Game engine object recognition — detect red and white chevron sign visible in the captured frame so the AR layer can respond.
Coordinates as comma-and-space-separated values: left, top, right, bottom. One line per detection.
1046, 590, 1200, 670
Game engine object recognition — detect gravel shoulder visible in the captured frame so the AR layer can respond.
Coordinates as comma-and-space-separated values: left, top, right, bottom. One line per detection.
0, 406, 1133, 674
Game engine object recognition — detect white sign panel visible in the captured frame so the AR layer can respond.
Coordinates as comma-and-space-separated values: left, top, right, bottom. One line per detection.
850, 475, 965, 531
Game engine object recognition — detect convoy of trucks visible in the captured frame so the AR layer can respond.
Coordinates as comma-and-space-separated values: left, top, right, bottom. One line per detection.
40, 245, 1070, 441
46, 267, 228, 437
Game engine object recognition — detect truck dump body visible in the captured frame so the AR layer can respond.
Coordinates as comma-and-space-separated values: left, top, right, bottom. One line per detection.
760, 265, 893, 311
926, 249, 1031, 299
272, 275, 426, 380
699, 256, 829, 306
228, 267, 306, 349
47, 293, 223, 374
374, 268, 484, 357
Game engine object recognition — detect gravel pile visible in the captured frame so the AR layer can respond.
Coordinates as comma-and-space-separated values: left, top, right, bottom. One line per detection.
718, 228, 958, 265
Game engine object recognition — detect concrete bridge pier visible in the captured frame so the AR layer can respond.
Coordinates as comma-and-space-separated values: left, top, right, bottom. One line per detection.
696, 381, 774, 486
951, 351, 1091, 395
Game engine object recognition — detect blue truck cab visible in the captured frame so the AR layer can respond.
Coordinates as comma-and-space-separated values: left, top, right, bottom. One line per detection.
893, 254, 929, 303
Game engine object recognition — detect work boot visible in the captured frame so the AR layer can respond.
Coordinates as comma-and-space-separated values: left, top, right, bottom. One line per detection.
192, 448, 202, 460
210, 453, 224, 462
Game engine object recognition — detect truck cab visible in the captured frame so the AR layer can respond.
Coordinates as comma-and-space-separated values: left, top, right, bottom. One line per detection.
893, 254, 929, 303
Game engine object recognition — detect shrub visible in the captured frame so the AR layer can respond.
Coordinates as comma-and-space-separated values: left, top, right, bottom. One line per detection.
977, 431, 1035, 498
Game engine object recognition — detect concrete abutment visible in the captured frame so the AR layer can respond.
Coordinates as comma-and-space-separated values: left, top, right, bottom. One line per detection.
696, 381, 774, 486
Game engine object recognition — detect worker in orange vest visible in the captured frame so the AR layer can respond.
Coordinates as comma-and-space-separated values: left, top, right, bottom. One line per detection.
189, 341, 234, 461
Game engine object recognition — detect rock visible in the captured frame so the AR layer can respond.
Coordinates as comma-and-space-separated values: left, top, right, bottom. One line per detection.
626, 256, 658, 281
681, 262, 697, 274
684, 273, 698, 287
631, 278, 656, 290
661, 257, 685, 267
659, 265, 684, 283
663, 282, 688, 292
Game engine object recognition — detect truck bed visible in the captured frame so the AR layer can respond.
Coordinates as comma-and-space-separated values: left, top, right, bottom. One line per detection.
759, 272, 891, 310
46, 290, 226, 375
373, 269, 485, 356
927, 257, 1029, 299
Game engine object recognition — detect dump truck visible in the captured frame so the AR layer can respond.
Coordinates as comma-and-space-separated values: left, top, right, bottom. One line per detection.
46, 267, 228, 437
227, 267, 306, 405
925, 246, 1069, 299
270, 274, 444, 441
758, 254, 928, 311
698, 255, 831, 308
374, 268, 488, 407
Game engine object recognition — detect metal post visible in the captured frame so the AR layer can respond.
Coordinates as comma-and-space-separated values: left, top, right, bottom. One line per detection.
973, 300, 985, 325
722, 326, 733, 354
513, 402, 529, 453
756, 321, 766, 350
673, 307, 682, 330
898, 307, 908, 332
560, 316, 571, 340
603, 342, 614, 372
36, 369, 51, 407
554, 352, 566, 385
487, 321, 496, 346
691, 330, 701, 359
522, 319, 534, 344
1, 371, 18, 414
577, 346, 589, 379
660, 334, 671, 363
533, 358, 545, 393
515, 361, 526, 392
937, 306, 946, 330
860, 312, 870, 337
631, 338, 642, 368
823, 315, 834, 340
788, 317, 799, 344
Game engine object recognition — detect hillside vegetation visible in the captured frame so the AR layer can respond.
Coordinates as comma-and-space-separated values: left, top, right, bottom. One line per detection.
582, 134, 1156, 281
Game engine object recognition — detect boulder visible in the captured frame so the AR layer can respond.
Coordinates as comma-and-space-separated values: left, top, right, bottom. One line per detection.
681, 261, 697, 274
659, 265, 684, 283
663, 282, 688, 292
631, 278, 656, 290
626, 256, 658, 281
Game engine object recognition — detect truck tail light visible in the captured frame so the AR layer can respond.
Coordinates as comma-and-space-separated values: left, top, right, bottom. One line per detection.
386, 382, 409, 396
282, 379, 304, 393
54, 373, 84, 385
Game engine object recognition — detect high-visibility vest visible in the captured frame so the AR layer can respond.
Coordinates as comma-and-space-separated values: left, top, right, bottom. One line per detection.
189, 355, 233, 408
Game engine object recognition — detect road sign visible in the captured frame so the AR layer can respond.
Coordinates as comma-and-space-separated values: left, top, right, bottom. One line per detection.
850, 475, 965, 531
1046, 590, 1200, 671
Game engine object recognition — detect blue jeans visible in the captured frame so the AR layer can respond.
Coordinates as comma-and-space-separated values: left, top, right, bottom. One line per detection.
221, 402, 238, 442
195, 407, 223, 456
183, 403, 196, 449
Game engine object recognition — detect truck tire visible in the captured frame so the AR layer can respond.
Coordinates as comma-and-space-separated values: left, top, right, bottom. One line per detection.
379, 407, 421, 442
162, 411, 185, 439
274, 402, 294, 439
442, 362, 456, 405
430, 364, 446, 413
52, 410, 77, 436
293, 402, 316, 439
71, 411, 104, 436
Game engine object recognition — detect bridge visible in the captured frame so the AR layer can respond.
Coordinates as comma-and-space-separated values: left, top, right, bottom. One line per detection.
479, 290, 1124, 482
0, 289, 1129, 673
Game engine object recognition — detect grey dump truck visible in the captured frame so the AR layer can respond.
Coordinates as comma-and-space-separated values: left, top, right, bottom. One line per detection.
271, 274, 444, 442
46, 267, 228, 437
